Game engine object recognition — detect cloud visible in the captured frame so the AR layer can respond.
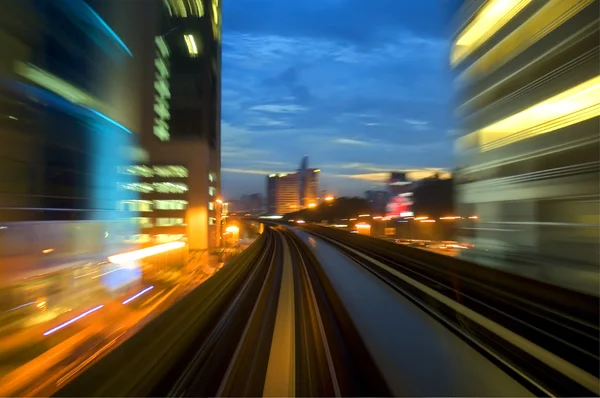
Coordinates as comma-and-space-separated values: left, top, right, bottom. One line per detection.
332, 138, 371, 146
403, 119, 429, 126
219, 1, 455, 198
249, 104, 307, 113
222, 168, 272, 175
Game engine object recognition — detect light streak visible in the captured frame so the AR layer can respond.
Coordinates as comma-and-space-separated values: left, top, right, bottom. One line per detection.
43, 305, 104, 336
122, 286, 154, 305
107, 241, 185, 264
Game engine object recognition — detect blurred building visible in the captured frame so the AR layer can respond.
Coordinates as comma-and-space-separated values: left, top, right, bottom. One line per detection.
126, 0, 222, 250
0, 0, 143, 290
236, 193, 263, 214
364, 190, 389, 213
451, 0, 599, 291
266, 155, 320, 214
266, 173, 299, 214
298, 155, 320, 208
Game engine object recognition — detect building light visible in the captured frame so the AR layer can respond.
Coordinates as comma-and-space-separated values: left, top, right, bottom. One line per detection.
154, 36, 170, 141
459, 75, 600, 153
314, 169, 321, 173
184, 34, 198, 57
451, 0, 531, 65
155, 36, 169, 57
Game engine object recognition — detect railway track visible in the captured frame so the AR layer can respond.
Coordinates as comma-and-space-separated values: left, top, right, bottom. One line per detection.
167, 226, 390, 397
304, 226, 599, 397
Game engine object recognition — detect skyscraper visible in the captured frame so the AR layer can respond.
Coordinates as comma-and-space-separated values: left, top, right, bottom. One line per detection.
297, 155, 320, 208
267, 173, 300, 214
128, 0, 222, 250
451, 0, 599, 291
0, 0, 141, 287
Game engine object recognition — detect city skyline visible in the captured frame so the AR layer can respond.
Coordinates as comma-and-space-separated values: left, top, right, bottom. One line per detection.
220, 0, 458, 197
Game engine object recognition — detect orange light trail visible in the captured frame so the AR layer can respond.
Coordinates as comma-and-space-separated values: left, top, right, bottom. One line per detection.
108, 241, 185, 264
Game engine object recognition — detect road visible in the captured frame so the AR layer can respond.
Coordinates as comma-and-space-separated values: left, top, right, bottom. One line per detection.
0, 264, 215, 397
50, 224, 600, 397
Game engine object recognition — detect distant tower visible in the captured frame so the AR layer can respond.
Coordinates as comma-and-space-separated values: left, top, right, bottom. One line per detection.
298, 155, 309, 206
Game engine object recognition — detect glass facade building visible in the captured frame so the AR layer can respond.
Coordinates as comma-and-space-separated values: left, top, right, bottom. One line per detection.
451, 0, 600, 293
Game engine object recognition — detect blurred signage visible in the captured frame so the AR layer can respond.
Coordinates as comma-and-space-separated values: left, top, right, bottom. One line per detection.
386, 171, 414, 218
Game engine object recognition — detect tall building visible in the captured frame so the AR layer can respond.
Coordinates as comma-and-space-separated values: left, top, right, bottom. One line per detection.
451, 0, 599, 291
266, 155, 320, 214
297, 155, 320, 207
129, 0, 222, 250
365, 190, 389, 213
0, 0, 141, 288
267, 173, 299, 214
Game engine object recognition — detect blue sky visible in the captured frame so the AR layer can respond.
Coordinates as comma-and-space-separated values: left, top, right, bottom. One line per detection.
221, 0, 459, 199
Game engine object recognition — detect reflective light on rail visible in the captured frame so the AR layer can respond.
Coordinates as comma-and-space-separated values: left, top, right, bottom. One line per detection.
108, 241, 185, 264
43, 305, 104, 336
122, 286, 154, 305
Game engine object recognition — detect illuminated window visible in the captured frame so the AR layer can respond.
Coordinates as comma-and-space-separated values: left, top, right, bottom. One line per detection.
451, 0, 531, 66
184, 34, 199, 57
211, 0, 220, 40
209, 217, 217, 225
154, 36, 171, 141
154, 165, 188, 177
153, 182, 188, 193
165, 0, 204, 17
209, 172, 217, 182
121, 182, 153, 193
459, 75, 600, 152
122, 200, 153, 212
154, 200, 188, 210
155, 217, 185, 227
208, 202, 215, 211
209, 186, 217, 196
121, 165, 154, 177
133, 217, 153, 228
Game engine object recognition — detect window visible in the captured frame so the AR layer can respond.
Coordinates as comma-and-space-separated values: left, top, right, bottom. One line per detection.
209, 217, 217, 225
209, 172, 217, 183
121, 182, 153, 193
153, 182, 188, 193
154, 200, 188, 210
154, 165, 188, 178
132, 217, 153, 228
208, 201, 215, 211
121, 200, 152, 212
208, 186, 216, 196
155, 217, 185, 227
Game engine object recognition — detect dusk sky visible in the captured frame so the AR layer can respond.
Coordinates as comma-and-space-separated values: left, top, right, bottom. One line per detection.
221, 0, 460, 199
